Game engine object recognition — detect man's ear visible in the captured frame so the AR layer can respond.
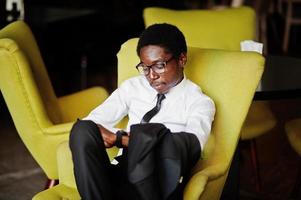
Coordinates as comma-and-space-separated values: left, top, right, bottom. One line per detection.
179, 53, 187, 67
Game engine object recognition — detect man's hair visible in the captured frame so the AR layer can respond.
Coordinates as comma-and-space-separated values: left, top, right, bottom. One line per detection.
136, 23, 187, 59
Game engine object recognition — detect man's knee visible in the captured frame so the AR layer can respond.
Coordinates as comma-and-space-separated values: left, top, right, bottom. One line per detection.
69, 120, 99, 150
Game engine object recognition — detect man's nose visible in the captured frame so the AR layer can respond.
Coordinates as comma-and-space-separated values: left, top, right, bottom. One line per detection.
149, 68, 159, 80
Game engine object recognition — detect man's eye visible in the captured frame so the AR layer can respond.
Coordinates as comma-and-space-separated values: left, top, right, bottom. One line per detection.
142, 67, 149, 71
154, 63, 165, 69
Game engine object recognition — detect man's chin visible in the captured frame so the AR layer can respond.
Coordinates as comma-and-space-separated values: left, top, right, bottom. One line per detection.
151, 83, 165, 93
153, 86, 169, 94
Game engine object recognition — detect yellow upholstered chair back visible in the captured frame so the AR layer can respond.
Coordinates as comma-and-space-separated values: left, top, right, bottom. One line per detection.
143, 6, 256, 51
0, 21, 67, 180
117, 38, 264, 199
0, 20, 62, 123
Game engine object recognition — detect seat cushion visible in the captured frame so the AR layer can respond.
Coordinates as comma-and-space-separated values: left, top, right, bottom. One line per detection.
32, 184, 80, 200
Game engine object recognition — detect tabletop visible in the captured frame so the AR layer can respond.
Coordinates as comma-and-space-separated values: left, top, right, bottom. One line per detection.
254, 55, 301, 100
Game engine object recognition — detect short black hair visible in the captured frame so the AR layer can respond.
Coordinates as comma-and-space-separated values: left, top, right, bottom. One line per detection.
136, 23, 187, 59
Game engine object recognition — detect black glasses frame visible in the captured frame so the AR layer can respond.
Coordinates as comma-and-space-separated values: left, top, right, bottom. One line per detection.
135, 57, 174, 76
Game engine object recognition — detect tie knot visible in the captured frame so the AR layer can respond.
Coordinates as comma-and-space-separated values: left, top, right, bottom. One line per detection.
140, 93, 166, 124
156, 93, 165, 107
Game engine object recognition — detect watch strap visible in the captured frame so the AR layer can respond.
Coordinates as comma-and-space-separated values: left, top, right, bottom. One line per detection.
116, 130, 127, 148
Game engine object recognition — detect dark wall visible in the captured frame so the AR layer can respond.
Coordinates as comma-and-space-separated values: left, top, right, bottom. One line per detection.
0, 0, 211, 96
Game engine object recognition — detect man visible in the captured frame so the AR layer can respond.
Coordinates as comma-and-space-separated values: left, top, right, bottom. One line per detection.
69, 23, 215, 200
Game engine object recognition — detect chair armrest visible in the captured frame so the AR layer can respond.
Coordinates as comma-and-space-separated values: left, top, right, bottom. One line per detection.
184, 163, 228, 200
58, 87, 108, 122
42, 122, 75, 135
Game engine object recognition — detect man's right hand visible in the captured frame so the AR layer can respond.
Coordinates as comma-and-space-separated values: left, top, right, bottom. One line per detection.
97, 124, 130, 148
97, 125, 116, 148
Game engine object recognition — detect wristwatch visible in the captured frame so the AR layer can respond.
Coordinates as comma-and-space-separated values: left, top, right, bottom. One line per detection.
115, 130, 127, 148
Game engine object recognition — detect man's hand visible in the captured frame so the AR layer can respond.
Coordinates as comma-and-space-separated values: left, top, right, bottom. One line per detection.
97, 125, 116, 148
97, 125, 130, 148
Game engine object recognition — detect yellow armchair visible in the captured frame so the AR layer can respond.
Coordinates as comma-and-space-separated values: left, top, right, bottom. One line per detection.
33, 38, 264, 200
143, 6, 277, 191
0, 21, 108, 182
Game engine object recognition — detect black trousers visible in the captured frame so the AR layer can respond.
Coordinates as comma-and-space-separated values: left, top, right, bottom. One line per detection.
69, 120, 200, 200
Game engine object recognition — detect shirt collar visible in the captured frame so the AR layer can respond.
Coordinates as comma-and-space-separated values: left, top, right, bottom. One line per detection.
165, 75, 186, 100
141, 75, 187, 102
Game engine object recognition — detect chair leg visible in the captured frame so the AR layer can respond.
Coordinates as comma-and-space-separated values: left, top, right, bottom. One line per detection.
250, 139, 261, 192
283, 0, 292, 53
45, 179, 59, 189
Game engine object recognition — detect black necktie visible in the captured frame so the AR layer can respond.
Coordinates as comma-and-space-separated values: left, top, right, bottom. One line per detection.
140, 93, 166, 124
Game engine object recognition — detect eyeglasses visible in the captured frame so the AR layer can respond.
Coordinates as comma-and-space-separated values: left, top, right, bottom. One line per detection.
136, 57, 174, 76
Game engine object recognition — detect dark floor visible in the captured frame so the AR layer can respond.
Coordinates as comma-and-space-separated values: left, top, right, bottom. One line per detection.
0, 108, 45, 200
239, 99, 301, 200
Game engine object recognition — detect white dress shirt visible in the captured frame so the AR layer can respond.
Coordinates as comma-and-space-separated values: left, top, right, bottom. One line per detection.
84, 75, 215, 150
